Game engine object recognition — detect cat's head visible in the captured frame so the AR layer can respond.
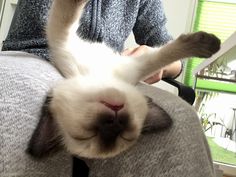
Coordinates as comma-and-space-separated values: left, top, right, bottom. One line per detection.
27, 76, 172, 159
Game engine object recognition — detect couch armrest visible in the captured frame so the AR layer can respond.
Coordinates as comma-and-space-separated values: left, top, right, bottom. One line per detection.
162, 78, 195, 105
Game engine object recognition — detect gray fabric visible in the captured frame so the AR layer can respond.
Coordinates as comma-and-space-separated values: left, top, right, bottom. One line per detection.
0, 52, 215, 177
2, 0, 172, 60
0, 52, 71, 177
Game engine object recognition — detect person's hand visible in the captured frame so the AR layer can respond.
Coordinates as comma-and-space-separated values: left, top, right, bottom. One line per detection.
122, 45, 153, 57
143, 70, 164, 84
122, 45, 164, 84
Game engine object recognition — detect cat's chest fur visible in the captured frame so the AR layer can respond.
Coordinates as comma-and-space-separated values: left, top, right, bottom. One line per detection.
64, 38, 130, 77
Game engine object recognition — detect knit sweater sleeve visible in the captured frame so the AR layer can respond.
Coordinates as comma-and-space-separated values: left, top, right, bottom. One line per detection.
133, 0, 172, 46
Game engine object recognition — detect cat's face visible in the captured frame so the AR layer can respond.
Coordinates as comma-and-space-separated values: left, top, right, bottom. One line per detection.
49, 76, 148, 158
27, 75, 172, 159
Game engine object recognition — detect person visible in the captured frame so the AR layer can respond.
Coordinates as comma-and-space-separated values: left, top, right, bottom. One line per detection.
0, 0, 215, 177
2, 0, 182, 84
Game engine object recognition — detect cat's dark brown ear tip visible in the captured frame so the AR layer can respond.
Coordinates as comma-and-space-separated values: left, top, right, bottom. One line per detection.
142, 96, 173, 134
26, 94, 63, 159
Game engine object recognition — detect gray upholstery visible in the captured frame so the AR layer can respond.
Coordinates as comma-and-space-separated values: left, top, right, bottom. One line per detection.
0, 52, 71, 177
0, 51, 215, 177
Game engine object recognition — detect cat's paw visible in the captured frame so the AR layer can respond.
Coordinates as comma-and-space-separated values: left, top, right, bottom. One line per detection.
178, 31, 221, 58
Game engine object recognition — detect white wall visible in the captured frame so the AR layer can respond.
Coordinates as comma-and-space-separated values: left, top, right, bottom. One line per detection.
163, 0, 196, 37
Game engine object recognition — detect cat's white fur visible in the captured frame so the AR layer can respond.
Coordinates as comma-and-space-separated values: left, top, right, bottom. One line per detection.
44, 0, 220, 158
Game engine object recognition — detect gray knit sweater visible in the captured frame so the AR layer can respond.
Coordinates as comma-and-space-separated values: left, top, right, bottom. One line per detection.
2, 0, 172, 60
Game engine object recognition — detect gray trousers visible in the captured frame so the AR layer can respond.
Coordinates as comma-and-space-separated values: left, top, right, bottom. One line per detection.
0, 51, 215, 177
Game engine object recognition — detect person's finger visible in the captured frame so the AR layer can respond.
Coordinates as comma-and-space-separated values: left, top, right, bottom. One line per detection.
121, 48, 136, 56
128, 45, 150, 57
122, 45, 150, 57
144, 70, 163, 84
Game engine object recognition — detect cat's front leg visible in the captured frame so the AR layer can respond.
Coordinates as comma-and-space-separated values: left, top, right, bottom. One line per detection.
47, 0, 89, 78
47, 0, 88, 42
126, 31, 221, 83
176, 31, 221, 58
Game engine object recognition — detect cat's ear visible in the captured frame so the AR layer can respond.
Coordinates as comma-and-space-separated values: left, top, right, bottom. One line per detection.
142, 96, 172, 133
26, 94, 63, 159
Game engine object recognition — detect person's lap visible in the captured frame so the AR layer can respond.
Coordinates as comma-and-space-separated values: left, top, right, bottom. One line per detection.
0, 51, 215, 177
0, 51, 71, 177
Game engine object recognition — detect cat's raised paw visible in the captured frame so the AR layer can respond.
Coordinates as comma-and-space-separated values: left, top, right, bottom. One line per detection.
178, 31, 221, 58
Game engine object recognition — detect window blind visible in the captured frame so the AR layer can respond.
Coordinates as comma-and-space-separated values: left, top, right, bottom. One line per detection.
184, 0, 236, 92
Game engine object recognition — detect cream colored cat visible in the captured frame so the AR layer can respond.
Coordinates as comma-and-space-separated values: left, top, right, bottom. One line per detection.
27, 0, 220, 159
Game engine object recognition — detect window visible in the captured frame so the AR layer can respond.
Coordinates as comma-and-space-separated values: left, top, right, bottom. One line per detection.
185, 0, 236, 175
184, 0, 236, 93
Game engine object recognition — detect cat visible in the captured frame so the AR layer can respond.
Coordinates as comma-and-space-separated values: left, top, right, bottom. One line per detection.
27, 0, 221, 159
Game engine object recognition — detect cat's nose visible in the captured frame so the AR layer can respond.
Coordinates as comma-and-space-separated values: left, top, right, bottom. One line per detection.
100, 101, 124, 112
97, 113, 129, 146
